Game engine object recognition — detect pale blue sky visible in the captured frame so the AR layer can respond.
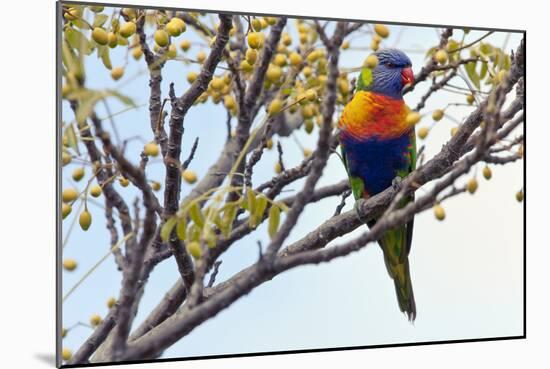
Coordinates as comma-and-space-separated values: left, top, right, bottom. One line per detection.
61, 6, 523, 360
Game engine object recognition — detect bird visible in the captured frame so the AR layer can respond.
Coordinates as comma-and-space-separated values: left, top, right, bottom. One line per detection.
338, 48, 417, 321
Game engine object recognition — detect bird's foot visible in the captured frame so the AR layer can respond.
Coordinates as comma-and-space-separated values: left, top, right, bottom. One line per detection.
354, 201, 368, 223
392, 176, 403, 192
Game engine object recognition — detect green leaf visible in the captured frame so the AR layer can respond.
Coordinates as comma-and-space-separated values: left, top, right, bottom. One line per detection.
93, 14, 109, 28
161, 217, 178, 242
268, 205, 280, 239
65, 27, 92, 55
176, 217, 187, 241
64, 124, 80, 155
189, 202, 204, 228
188, 224, 201, 242
97, 45, 112, 70
464, 61, 480, 89
479, 62, 488, 80
72, 18, 92, 30
251, 195, 267, 228
75, 90, 102, 125
104, 90, 136, 107
246, 189, 256, 215
221, 203, 238, 238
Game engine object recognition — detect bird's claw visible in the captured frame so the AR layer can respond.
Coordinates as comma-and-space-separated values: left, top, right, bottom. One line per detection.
354, 201, 368, 223
392, 176, 403, 192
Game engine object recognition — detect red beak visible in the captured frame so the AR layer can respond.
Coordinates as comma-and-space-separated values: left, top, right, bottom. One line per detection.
401, 67, 414, 86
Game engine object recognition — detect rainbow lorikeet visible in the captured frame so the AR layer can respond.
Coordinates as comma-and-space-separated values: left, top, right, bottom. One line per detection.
338, 49, 417, 321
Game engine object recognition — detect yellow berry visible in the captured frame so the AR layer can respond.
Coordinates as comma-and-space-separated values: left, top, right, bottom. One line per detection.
108, 32, 118, 48
62, 188, 79, 203
166, 44, 177, 58
63, 258, 78, 271
89, 6, 104, 12
154, 29, 170, 47
341, 40, 350, 50
266, 138, 273, 149
301, 104, 315, 119
282, 33, 292, 46
90, 185, 102, 198
170, 18, 186, 34
274, 161, 282, 174
92, 27, 109, 45
240, 60, 253, 73
433, 204, 446, 221
273, 53, 287, 67
268, 98, 283, 116
466, 94, 475, 105
266, 17, 278, 26
79, 210, 92, 231
305, 89, 317, 102
182, 169, 198, 184
266, 65, 282, 83
121, 8, 137, 19
61, 327, 67, 338
62, 203, 72, 219
111, 67, 124, 81
72, 167, 85, 182
107, 297, 117, 309
180, 39, 191, 51
144, 142, 159, 157
405, 111, 421, 125
245, 48, 258, 65
467, 178, 478, 194
223, 95, 237, 110
90, 314, 102, 326
303, 148, 313, 157
62, 152, 72, 166
166, 20, 182, 37
374, 24, 390, 38
132, 46, 143, 60
364, 54, 378, 69
196, 50, 206, 63
417, 127, 429, 139
337, 79, 349, 95
187, 71, 198, 83
516, 190, 524, 202
186, 241, 202, 259
151, 181, 161, 191
434, 49, 448, 64
62, 348, 72, 361
210, 77, 224, 91
119, 177, 130, 187
247, 32, 263, 49
289, 52, 302, 66
482, 165, 492, 180
432, 109, 444, 121
450, 127, 458, 136
303, 66, 313, 78
119, 22, 136, 38
304, 119, 314, 134
251, 18, 262, 32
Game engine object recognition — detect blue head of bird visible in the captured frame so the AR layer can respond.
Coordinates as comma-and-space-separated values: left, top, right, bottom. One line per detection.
358, 48, 414, 99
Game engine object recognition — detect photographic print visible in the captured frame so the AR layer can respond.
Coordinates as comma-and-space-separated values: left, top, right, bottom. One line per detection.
57, 1, 525, 366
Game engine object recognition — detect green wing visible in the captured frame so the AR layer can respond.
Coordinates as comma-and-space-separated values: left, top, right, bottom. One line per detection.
340, 144, 366, 200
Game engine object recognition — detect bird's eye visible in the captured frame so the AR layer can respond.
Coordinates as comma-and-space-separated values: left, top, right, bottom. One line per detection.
386, 63, 396, 68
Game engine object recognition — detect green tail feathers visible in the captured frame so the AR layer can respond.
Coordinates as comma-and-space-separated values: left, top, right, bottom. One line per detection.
372, 222, 417, 322
385, 255, 416, 322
